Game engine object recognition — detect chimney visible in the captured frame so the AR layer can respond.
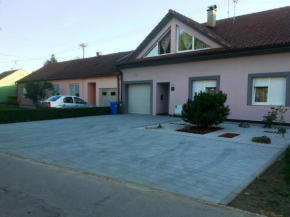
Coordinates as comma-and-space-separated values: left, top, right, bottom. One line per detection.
96, 52, 102, 57
207, 5, 217, 28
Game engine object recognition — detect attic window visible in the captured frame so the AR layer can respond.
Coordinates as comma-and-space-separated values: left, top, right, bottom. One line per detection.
177, 27, 210, 52
145, 30, 171, 57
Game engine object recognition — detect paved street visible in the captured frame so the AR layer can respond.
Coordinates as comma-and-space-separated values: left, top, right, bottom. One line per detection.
0, 114, 285, 204
0, 153, 256, 217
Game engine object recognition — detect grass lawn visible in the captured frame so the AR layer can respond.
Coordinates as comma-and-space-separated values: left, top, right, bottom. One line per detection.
229, 148, 290, 217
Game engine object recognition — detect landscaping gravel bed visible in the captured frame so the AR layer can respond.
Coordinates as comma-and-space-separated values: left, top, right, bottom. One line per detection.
138, 121, 290, 148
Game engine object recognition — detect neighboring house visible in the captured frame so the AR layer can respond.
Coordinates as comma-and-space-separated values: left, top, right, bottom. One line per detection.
0, 69, 29, 103
118, 6, 290, 123
17, 52, 131, 108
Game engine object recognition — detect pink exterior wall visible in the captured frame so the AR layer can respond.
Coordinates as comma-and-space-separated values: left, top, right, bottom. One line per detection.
18, 76, 119, 107
123, 52, 290, 123
136, 18, 222, 59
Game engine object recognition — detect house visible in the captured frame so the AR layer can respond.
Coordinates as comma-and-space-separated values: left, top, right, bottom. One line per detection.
17, 51, 131, 108
0, 69, 29, 103
117, 6, 290, 123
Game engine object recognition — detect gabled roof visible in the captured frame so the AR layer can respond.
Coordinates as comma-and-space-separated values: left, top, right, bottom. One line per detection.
18, 51, 132, 83
212, 6, 290, 48
120, 6, 290, 67
128, 9, 232, 61
0, 69, 18, 80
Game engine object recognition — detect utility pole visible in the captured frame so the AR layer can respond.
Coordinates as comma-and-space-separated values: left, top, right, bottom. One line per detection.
233, 0, 238, 23
227, 0, 230, 18
79, 43, 87, 58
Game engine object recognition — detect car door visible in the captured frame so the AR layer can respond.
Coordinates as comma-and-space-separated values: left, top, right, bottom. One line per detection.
73, 97, 86, 108
62, 97, 75, 108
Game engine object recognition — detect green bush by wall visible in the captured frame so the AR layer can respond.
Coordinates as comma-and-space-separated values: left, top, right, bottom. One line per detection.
0, 107, 111, 124
0, 85, 17, 103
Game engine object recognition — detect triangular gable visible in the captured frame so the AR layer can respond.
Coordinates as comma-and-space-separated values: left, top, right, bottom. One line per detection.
128, 9, 232, 61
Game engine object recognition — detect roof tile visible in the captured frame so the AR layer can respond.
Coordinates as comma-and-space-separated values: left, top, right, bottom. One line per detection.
18, 51, 132, 83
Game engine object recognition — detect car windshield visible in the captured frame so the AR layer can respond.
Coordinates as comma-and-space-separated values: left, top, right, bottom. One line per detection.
46, 96, 61, 101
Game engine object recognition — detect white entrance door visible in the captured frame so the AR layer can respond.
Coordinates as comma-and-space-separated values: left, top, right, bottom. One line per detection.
128, 84, 151, 114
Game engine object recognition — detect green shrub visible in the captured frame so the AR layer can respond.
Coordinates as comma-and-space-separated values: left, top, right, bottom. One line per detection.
7, 95, 18, 106
0, 107, 110, 124
285, 148, 290, 185
182, 91, 230, 127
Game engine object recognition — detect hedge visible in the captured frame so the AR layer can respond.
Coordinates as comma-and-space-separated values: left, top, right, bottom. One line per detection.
0, 107, 111, 124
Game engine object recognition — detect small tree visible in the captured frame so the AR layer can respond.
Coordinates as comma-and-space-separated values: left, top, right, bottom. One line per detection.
24, 81, 54, 108
182, 91, 230, 127
44, 54, 58, 66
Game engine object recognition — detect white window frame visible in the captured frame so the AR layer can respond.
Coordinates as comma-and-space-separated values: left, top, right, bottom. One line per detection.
176, 26, 211, 53
144, 29, 171, 58
69, 84, 80, 97
252, 77, 286, 106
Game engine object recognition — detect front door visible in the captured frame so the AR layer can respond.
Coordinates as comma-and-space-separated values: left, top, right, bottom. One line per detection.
100, 88, 118, 106
156, 83, 169, 115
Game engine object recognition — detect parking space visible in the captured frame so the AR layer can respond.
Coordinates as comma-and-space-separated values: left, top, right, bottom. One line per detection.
0, 115, 286, 204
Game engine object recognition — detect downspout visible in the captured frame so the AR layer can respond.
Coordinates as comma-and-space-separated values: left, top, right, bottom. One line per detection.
117, 74, 120, 101
117, 67, 123, 102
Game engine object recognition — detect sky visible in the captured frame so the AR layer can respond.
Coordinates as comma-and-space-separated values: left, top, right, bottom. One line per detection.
0, 0, 289, 73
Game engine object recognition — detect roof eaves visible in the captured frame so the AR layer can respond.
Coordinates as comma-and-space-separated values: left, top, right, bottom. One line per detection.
118, 44, 290, 68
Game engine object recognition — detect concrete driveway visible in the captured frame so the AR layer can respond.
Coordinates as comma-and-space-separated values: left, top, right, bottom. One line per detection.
0, 115, 286, 204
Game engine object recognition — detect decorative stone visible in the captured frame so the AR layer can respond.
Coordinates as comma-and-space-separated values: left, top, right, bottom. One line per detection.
145, 125, 162, 130
252, 136, 271, 144
238, 122, 250, 128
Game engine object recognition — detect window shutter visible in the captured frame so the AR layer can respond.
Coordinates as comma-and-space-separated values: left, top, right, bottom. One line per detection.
69, 85, 74, 95
269, 77, 286, 105
253, 78, 269, 87
192, 81, 205, 98
205, 80, 216, 88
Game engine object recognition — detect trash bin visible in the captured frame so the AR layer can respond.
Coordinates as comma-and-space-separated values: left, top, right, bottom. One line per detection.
110, 102, 118, 115
118, 102, 124, 114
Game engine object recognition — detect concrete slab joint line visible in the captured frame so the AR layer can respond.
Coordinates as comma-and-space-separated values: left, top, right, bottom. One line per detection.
0, 115, 287, 210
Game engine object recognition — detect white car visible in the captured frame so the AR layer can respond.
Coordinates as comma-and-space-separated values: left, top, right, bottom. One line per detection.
40, 95, 96, 108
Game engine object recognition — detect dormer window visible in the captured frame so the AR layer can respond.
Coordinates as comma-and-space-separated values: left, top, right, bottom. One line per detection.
177, 27, 210, 52
145, 30, 171, 57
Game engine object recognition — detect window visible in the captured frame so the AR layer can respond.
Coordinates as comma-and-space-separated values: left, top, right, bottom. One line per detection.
252, 77, 286, 105
47, 96, 61, 101
53, 84, 60, 95
74, 97, 85, 104
192, 80, 217, 98
145, 30, 171, 57
177, 27, 210, 52
102, 92, 107, 96
23, 87, 27, 98
254, 87, 268, 102
63, 97, 73, 103
111, 92, 116, 96
69, 84, 79, 97
206, 87, 217, 95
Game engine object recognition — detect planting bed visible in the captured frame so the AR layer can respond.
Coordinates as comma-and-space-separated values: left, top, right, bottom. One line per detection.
218, 133, 240, 138
139, 121, 290, 147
